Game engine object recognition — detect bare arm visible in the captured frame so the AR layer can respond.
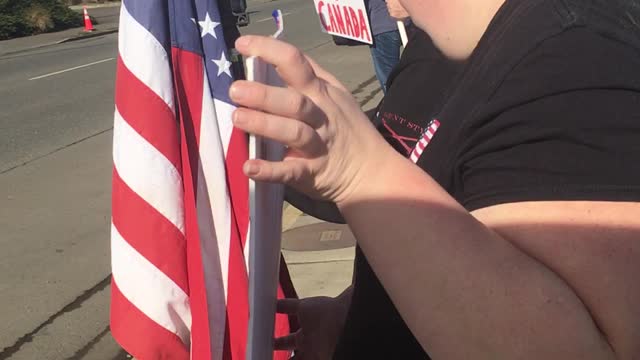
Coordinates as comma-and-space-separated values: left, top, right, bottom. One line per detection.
337, 149, 639, 360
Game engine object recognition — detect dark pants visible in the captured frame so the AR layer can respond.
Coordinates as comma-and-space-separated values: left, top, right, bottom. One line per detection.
369, 30, 402, 94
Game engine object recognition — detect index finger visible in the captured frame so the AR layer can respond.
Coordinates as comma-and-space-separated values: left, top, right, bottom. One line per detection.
235, 36, 323, 95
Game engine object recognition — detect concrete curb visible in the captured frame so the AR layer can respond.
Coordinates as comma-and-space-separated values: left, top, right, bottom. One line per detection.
56, 28, 119, 44
0, 41, 61, 57
0, 29, 118, 57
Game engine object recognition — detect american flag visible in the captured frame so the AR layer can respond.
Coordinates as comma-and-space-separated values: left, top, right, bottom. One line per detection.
110, 0, 293, 359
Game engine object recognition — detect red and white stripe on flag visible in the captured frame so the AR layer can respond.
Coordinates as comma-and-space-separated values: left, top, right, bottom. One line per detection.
110, 1, 293, 359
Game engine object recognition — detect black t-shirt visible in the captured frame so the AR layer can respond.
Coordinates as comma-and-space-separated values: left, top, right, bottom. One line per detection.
333, 0, 640, 358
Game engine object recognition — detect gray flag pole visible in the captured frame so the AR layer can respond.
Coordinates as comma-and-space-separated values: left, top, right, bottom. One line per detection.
246, 11, 287, 360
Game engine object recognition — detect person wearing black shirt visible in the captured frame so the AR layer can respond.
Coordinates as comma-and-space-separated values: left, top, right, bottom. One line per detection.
277, 29, 461, 359
230, 0, 640, 358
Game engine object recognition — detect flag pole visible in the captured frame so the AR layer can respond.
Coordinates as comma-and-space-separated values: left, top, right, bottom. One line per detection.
246, 12, 288, 359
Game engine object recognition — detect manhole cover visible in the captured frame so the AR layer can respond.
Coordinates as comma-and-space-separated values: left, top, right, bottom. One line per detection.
281, 223, 356, 251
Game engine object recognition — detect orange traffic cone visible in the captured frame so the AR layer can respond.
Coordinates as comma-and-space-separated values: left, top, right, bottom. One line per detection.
83, 6, 95, 32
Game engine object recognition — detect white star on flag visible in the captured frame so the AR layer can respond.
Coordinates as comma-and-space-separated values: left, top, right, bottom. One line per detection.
213, 52, 232, 77
198, 12, 219, 38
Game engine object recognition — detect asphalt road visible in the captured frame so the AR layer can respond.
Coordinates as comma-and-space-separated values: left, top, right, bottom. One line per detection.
0, 35, 118, 173
0, 1, 381, 358
0, 0, 348, 174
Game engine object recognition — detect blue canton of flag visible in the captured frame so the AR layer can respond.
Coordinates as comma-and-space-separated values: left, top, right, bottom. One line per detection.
173, 0, 234, 103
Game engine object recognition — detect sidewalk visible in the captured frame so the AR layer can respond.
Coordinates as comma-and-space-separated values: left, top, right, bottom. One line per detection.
0, 3, 120, 57
281, 205, 356, 298
69, 1, 121, 11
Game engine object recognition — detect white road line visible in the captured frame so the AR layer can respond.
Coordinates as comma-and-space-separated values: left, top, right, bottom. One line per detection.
28, 57, 116, 80
256, 11, 292, 23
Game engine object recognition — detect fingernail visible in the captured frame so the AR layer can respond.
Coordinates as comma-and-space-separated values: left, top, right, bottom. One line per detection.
229, 84, 245, 101
244, 162, 259, 176
236, 36, 250, 49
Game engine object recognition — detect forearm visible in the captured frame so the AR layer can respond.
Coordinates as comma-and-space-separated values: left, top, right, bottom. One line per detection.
336, 150, 615, 359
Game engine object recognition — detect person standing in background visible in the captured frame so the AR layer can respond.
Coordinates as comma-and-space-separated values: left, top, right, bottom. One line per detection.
366, 0, 403, 93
